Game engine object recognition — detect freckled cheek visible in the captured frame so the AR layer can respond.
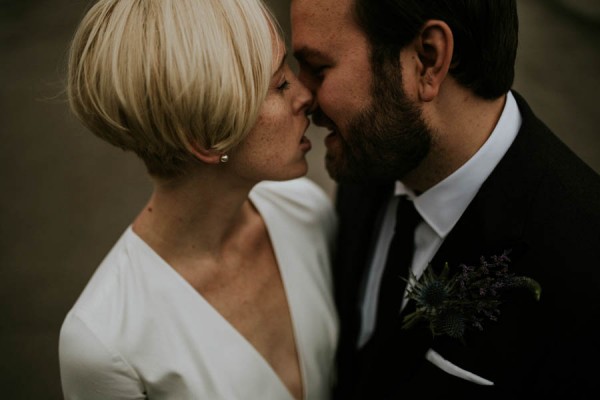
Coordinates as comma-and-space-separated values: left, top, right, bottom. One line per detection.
259, 110, 295, 140
245, 121, 289, 165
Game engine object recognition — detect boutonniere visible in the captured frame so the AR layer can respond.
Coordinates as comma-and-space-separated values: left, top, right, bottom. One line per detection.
402, 250, 541, 341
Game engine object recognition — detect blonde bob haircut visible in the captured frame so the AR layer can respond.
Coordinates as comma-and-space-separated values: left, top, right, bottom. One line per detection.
68, 0, 280, 178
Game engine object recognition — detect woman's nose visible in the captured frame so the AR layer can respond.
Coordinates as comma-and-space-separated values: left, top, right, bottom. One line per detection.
295, 78, 315, 114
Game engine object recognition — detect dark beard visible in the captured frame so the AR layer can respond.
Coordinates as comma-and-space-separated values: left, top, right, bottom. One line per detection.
326, 64, 432, 184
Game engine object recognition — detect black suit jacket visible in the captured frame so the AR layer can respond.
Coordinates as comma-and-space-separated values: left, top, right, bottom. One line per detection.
332, 92, 600, 399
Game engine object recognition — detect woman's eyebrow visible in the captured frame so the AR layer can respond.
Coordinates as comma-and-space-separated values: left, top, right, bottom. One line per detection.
274, 51, 288, 74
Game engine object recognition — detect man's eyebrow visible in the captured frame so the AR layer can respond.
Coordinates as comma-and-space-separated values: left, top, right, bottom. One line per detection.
293, 47, 329, 63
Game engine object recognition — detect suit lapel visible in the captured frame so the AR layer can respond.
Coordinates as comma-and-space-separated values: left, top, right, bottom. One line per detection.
429, 91, 544, 276
334, 182, 391, 341
333, 182, 391, 397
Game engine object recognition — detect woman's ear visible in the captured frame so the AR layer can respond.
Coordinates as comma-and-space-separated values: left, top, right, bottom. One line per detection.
189, 142, 223, 165
415, 20, 454, 102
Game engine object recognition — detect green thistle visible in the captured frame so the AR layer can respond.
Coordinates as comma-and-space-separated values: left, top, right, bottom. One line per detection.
434, 312, 466, 339
401, 250, 541, 341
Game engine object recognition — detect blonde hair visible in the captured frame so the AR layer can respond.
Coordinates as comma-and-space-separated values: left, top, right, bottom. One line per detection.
68, 0, 280, 177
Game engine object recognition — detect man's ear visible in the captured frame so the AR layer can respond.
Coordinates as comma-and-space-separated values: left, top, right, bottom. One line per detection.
189, 142, 222, 165
415, 20, 454, 102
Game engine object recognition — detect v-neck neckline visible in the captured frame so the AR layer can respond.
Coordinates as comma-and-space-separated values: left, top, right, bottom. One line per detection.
125, 191, 306, 400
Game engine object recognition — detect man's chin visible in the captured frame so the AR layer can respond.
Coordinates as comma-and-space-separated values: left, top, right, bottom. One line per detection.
325, 156, 349, 183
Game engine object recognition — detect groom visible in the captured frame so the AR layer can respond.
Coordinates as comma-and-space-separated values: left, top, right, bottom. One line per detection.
292, 0, 600, 398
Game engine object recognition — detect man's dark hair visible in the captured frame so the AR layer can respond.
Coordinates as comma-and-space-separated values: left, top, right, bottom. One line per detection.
353, 0, 518, 99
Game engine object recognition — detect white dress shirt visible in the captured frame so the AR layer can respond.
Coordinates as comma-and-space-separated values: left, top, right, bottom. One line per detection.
358, 91, 522, 347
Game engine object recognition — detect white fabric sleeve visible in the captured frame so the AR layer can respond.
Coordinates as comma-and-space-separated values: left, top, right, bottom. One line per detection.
59, 313, 146, 400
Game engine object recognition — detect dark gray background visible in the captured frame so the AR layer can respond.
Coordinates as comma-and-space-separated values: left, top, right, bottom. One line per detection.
1, 0, 598, 398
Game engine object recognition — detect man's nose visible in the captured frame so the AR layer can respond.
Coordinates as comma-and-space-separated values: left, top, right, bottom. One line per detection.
305, 95, 318, 117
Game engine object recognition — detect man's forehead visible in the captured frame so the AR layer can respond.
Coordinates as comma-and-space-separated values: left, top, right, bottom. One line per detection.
291, 0, 354, 23
291, 0, 359, 42
291, 4, 367, 57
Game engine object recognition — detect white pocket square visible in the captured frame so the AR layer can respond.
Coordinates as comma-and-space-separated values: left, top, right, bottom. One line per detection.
425, 349, 494, 386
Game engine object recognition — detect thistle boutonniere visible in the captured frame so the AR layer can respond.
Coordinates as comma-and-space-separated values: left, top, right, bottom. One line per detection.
402, 250, 541, 341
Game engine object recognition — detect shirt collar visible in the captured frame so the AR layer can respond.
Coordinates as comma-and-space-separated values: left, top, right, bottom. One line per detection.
396, 91, 522, 238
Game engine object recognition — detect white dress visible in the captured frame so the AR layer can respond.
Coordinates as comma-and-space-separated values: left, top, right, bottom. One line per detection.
59, 178, 339, 400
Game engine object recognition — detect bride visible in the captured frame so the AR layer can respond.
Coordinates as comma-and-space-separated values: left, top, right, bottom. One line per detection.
58, 0, 338, 398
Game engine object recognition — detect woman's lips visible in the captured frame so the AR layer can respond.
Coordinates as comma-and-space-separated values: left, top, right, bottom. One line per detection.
300, 135, 312, 151
299, 119, 312, 151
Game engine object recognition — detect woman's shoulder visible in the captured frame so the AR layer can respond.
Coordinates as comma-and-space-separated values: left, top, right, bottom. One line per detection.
62, 227, 159, 338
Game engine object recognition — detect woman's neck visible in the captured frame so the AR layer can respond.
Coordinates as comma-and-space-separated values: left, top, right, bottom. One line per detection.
132, 169, 258, 264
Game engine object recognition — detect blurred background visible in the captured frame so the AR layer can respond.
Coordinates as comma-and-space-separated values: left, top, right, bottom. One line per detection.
1, 0, 598, 398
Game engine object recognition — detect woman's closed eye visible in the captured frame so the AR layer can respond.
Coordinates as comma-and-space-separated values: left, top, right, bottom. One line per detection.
277, 79, 291, 92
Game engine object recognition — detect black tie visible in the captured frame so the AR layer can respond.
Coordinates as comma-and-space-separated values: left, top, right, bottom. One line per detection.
375, 195, 421, 334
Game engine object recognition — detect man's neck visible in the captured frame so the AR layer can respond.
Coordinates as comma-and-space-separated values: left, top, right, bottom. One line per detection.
403, 87, 507, 193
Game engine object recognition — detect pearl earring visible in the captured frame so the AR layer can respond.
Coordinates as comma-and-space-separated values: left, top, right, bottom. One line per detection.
220, 154, 229, 163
